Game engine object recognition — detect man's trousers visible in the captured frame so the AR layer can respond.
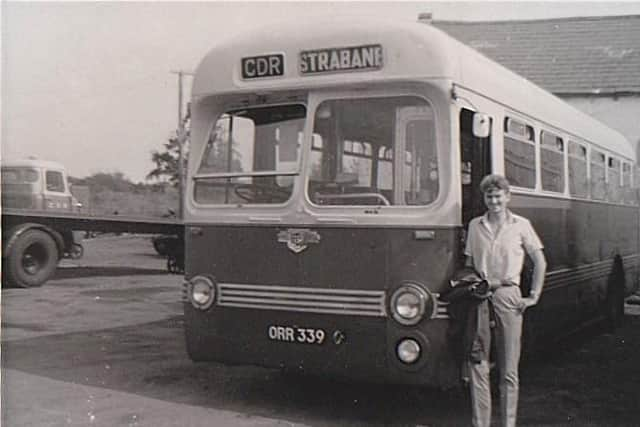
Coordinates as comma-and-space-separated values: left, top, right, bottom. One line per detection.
469, 286, 523, 427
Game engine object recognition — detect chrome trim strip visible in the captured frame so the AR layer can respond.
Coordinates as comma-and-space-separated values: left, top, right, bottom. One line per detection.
215, 283, 455, 320
217, 283, 387, 317
221, 290, 383, 303
544, 254, 640, 290
433, 293, 450, 319
219, 302, 384, 317
181, 282, 189, 303
219, 283, 384, 295
221, 296, 383, 310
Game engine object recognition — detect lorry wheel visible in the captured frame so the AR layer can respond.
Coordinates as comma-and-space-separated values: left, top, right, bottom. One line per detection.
69, 243, 84, 260
5, 229, 59, 288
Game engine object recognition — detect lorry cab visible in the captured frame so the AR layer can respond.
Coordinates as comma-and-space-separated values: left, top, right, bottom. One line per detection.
1, 158, 80, 212
1, 159, 86, 288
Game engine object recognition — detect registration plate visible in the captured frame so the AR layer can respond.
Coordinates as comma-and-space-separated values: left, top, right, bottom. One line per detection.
267, 325, 326, 345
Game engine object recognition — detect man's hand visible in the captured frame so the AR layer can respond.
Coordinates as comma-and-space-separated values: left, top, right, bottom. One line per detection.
519, 296, 538, 313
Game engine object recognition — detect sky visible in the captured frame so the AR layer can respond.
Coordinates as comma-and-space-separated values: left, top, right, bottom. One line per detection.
3, 1, 640, 183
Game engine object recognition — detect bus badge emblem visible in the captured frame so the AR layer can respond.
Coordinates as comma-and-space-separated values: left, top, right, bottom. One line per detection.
277, 229, 320, 253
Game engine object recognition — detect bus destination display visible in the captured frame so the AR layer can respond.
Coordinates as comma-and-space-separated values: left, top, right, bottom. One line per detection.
241, 53, 285, 79
300, 44, 383, 75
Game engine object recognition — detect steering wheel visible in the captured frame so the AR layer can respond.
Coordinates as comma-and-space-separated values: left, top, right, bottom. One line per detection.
234, 183, 290, 203
367, 192, 391, 206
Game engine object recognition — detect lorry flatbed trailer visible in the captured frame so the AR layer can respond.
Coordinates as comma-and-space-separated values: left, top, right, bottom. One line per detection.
2, 208, 183, 234
2, 208, 184, 288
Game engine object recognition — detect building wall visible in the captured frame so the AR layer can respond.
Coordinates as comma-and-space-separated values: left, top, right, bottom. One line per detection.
564, 95, 640, 159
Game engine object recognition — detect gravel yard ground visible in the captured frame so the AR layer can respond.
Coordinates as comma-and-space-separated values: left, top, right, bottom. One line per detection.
2, 235, 640, 426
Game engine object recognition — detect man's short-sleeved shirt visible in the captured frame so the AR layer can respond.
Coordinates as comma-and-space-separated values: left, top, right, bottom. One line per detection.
464, 210, 543, 286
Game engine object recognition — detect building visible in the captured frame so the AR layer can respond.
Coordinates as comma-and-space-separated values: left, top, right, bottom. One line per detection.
430, 15, 640, 157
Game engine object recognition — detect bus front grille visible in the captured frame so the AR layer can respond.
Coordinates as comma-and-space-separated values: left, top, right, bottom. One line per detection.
217, 283, 387, 317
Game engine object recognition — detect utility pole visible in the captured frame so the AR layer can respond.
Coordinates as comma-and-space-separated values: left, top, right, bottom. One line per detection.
170, 70, 194, 220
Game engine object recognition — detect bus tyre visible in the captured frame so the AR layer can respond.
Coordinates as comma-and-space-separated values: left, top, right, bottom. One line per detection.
605, 264, 625, 331
5, 229, 59, 288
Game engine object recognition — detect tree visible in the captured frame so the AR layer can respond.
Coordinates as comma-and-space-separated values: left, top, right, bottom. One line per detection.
70, 172, 134, 192
148, 115, 244, 186
146, 132, 188, 186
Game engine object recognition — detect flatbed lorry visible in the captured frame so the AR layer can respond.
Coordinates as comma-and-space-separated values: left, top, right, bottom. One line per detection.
2, 208, 183, 287
1, 159, 182, 287
1, 209, 182, 288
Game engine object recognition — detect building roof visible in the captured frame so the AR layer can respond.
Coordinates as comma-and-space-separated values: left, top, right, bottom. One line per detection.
432, 15, 640, 95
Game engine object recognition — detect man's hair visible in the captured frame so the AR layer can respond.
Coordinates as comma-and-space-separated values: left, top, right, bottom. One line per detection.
479, 174, 511, 194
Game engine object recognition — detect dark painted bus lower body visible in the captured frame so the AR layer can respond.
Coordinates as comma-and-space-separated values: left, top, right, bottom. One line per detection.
183, 224, 462, 388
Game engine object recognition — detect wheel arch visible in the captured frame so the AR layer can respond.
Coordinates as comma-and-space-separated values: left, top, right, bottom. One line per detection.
2, 223, 65, 261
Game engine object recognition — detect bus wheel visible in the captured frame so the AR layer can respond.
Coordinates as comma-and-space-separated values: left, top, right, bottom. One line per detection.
5, 229, 59, 288
69, 243, 84, 260
605, 263, 625, 331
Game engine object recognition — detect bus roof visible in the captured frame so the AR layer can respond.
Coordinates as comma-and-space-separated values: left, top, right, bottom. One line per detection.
193, 17, 633, 160
1, 158, 67, 171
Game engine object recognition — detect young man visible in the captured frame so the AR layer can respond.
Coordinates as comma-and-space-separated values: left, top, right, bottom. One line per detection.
464, 174, 547, 427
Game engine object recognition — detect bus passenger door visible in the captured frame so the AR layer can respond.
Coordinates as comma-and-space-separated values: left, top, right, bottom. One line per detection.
459, 108, 492, 227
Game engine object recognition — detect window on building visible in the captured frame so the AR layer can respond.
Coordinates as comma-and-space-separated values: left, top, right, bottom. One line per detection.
540, 131, 565, 193
504, 117, 536, 189
568, 141, 588, 198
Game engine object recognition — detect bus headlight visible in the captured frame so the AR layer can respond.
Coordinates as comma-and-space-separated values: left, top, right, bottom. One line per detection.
390, 283, 430, 325
187, 275, 216, 310
397, 338, 421, 364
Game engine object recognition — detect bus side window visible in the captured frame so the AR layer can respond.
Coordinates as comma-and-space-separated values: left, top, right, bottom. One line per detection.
540, 131, 565, 193
504, 117, 536, 189
568, 141, 588, 198
634, 166, 640, 206
607, 156, 622, 203
590, 151, 606, 200
622, 162, 633, 205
